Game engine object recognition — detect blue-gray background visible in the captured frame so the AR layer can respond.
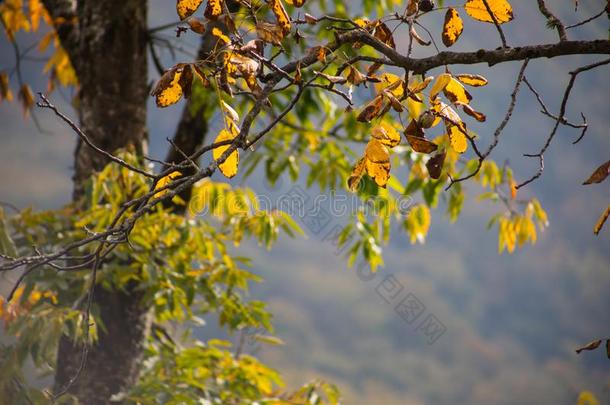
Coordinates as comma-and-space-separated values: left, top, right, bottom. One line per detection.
1, 1, 609, 404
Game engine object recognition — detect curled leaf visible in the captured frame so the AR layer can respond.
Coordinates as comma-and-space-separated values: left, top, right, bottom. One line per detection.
426, 151, 446, 179
348, 157, 366, 192
406, 135, 438, 154
429, 73, 451, 100
575, 339, 602, 354
187, 17, 206, 34
410, 25, 431, 46
594, 204, 610, 235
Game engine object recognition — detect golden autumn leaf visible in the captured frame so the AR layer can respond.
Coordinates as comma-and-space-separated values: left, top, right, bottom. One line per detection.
177, 0, 204, 20
29, 0, 45, 31
594, 204, 610, 235
375, 73, 404, 98
465, 0, 514, 24
285, 0, 306, 7
154, 171, 182, 199
268, 0, 291, 35
150, 64, 199, 107
371, 122, 401, 148
204, 0, 224, 20
256, 21, 285, 45
364, 139, 391, 187
347, 157, 366, 192
213, 127, 240, 178
212, 26, 230, 44
426, 151, 446, 179
442, 8, 463, 47
429, 73, 451, 100
447, 124, 468, 153
0, 72, 13, 103
582, 160, 610, 185
455, 73, 488, 87
406, 135, 438, 154
443, 77, 472, 104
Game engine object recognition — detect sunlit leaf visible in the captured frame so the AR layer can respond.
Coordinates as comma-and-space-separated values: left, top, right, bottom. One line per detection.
213, 128, 239, 178
375, 73, 404, 98
455, 73, 488, 87
465, 0, 514, 24
357, 95, 383, 123
204, 0, 223, 20
594, 204, 610, 235
347, 157, 366, 192
177, 0, 204, 20
442, 8, 463, 47
154, 171, 182, 199
0, 72, 13, 103
429, 73, 451, 100
364, 139, 391, 187
447, 124, 468, 153
371, 122, 401, 148
268, 0, 291, 35
577, 391, 601, 405
443, 77, 472, 104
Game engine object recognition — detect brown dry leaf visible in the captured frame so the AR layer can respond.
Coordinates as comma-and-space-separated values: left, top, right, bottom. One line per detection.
346, 66, 367, 86
348, 157, 366, 192
364, 139, 391, 187
357, 95, 383, 122
442, 8, 463, 47
582, 160, 610, 185
455, 73, 488, 87
458, 102, 486, 122
256, 21, 284, 45
187, 17, 206, 34
204, 0, 224, 20
575, 339, 602, 354
410, 26, 430, 46
594, 205, 610, 235
304, 13, 318, 24
268, 0, 291, 35
177, 0, 204, 20
406, 135, 438, 154
406, 0, 418, 16
426, 151, 446, 179
405, 119, 425, 138
443, 77, 472, 104
372, 21, 396, 49
606, 340, 610, 358
465, 0, 514, 24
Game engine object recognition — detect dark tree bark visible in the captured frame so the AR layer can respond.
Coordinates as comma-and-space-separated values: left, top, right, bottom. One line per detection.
46, 1, 151, 403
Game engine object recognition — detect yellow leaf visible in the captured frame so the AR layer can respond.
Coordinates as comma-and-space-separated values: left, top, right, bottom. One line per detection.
408, 76, 433, 94
154, 171, 182, 199
406, 97, 424, 120
364, 139, 391, 187
442, 8, 463, 47
405, 204, 431, 244
347, 157, 366, 192
150, 65, 188, 108
375, 73, 404, 98
176, 0, 204, 20
455, 73, 488, 87
213, 128, 239, 178
268, 0, 291, 35
204, 0, 224, 20
29, 0, 44, 31
212, 26, 230, 44
594, 204, 610, 235
447, 124, 467, 153
443, 77, 472, 104
429, 73, 451, 100
285, 0, 306, 6
465, 0, 514, 24
577, 391, 600, 405
371, 122, 401, 148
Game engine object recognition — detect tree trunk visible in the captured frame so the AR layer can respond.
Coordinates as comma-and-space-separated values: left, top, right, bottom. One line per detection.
52, 1, 150, 403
